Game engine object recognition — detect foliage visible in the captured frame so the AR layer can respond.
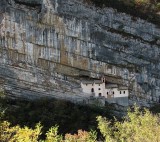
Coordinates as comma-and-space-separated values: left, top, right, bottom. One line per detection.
12, 123, 42, 142
134, 0, 150, 6
1, 104, 160, 142
0, 121, 42, 142
0, 89, 4, 96
65, 130, 97, 142
156, 3, 160, 10
0, 91, 6, 122
45, 126, 63, 142
0, 97, 111, 140
1, 96, 160, 142
0, 106, 5, 121
150, 104, 160, 114
97, 106, 160, 142
0, 121, 96, 142
97, 116, 113, 142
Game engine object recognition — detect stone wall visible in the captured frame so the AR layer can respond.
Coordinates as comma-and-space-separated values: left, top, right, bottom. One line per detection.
0, 0, 160, 107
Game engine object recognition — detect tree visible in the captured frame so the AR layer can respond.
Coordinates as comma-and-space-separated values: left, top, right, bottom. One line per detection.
65, 130, 97, 142
1, 104, 160, 142
0, 121, 42, 142
134, 0, 150, 6
97, 106, 160, 142
45, 126, 63, 142
0, 121, 96, 142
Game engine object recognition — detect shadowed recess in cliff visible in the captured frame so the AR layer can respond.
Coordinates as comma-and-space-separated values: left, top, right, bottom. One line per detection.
14, 0, 42, 7
84, 0, 160, 26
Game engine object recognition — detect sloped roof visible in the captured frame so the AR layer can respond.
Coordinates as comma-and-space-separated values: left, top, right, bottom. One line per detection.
118, 86, 128, 90
94, 80, 102, 84
105, 84, 118, 89
81, 80, 102, 84
81, 80, 94, 84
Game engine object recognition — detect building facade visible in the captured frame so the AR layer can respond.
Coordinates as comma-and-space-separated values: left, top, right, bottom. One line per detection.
81, 79, 129, 98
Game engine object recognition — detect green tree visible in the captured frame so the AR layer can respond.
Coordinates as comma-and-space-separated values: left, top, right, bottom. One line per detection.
134, 0, 150, 6
45, 126, 63, 142
0, 121, 42, 142
97, 106, 160, 142
64, 130, 97, 142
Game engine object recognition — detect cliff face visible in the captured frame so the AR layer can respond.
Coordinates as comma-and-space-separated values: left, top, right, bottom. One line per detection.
0, 0, 160, 107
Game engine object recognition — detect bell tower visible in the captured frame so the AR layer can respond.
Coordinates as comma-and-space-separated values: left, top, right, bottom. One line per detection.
101, 76, 105, 83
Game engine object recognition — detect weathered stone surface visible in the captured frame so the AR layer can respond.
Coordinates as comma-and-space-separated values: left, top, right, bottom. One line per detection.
0, 0, 160, 107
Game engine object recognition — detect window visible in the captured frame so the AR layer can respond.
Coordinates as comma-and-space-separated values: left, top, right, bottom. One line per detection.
99, 88, 101, 90
107, 92, 108, 95
86, 84, 87, 86
120, 91, 121, 94
102, 78, 105, 83
99, 84, 100, 86
113, 91, 114, 95
64, 75, 67, 81
91, 88, 94, 93
99, 93, 102, 97
92, 84, 93, 86
124, 91, 125, 94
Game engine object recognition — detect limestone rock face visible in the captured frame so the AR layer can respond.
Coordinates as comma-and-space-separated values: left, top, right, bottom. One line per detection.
0, 0, 159, 106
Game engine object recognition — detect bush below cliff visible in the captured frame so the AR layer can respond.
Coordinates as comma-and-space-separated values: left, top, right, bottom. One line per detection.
0, 97, 111, 139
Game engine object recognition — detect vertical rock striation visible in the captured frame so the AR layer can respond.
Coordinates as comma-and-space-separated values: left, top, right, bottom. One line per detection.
0, 0, 159, 107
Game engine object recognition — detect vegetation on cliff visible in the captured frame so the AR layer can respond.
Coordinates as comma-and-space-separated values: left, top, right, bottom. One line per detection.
1, 101, 160, 142
13, 0, 160, 25
0, 89, 160, 142
97, 106, 160, 142
85, 0, 160, 25
0, 97, 111, 139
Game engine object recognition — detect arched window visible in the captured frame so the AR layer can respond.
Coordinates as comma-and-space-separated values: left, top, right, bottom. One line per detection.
113, 91, 114, 95
120, 91, 121, 94
124, 91, 125, 94
99, 93, 102, 97
99, 88, 101, 90
91, 88, 94, 93
107, 92, 108, 95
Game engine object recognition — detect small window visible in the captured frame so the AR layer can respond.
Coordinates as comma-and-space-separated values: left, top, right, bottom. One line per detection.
120, 91, 121, 94
99, 93, 102, 97
86, 84, 87, 86
99, 88, 101, 90
107, 92, 108, 95
124, 91, 125, 94
64, 76, 67, 80
91, 88, 94, 93
99, 84, 100, 86
113, 91, 114, 95
102, 78, 105, 83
